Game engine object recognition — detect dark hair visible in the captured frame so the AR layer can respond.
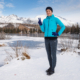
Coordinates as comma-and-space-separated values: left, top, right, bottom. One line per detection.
46, 6, 53, 12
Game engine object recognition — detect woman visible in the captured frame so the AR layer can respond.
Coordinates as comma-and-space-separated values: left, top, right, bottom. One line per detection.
38, 6, 66, 75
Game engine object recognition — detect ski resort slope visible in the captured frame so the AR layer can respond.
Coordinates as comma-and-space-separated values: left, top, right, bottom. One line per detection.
0, 36, 80, 80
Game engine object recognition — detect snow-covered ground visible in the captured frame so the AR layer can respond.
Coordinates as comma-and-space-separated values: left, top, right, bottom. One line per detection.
0, 35, 80, 80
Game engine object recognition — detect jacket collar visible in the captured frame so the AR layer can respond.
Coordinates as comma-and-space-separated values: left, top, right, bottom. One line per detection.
46, 14, 54, 19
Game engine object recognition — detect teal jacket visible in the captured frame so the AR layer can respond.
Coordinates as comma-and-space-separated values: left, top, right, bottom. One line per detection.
39, 14, 66, 37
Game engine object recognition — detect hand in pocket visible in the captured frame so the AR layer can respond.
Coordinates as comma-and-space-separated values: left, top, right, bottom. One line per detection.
52, 32, 59, 36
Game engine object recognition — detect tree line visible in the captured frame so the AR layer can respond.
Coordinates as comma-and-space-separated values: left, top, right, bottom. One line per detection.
0, 23, 80, 34
56, 23, 80, 34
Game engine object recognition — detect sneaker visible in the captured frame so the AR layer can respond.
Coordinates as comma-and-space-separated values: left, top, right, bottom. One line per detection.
46, 67, 51, 72
47, 70, 55, 75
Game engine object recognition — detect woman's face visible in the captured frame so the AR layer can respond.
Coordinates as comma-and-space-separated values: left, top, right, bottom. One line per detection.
46, 9, 52, 16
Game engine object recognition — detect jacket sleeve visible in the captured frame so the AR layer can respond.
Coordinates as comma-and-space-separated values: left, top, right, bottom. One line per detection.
55, 17, 66, 36
39, 19, 45, 32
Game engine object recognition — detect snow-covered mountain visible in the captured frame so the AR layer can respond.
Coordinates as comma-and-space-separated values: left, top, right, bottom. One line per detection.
0, 14, 76, 27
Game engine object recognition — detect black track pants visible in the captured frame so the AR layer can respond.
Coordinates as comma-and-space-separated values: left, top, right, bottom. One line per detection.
44, 38, 58, 71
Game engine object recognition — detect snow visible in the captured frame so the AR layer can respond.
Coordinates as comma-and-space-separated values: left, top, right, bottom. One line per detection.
0, 35, 80, 80
55, 15, 75, 27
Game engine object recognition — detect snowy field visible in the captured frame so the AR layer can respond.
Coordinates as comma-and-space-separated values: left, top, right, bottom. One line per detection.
0, 35, 80, 80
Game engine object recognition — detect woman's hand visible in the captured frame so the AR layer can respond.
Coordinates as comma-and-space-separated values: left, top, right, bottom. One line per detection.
38, 18, 42, 25
52, 32, 59, 36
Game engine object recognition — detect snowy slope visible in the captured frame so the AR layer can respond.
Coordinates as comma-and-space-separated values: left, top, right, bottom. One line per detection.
0, 14, 25, 23
0, 14, 76, 27
55, 15, 76, 27
0, 36, 80, 80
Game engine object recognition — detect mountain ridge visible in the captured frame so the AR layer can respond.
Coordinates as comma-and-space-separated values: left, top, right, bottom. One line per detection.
0, 14, 76, 27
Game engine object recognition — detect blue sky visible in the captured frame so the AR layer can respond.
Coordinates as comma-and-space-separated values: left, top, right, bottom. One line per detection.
0, 0, 80, 24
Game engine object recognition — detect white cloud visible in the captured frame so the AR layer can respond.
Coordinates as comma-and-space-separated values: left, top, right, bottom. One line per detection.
0, 10, 3, 16
36, 0, 80, 23
0, 0, 15, 16
0, 0, 4, 9
0, 3, 4, 9
31, 7, 44, 10
0, 0, 4, 16
6, 3, 14, 8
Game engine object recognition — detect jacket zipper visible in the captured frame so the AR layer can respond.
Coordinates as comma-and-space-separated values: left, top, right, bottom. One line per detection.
47, 18, 50, 36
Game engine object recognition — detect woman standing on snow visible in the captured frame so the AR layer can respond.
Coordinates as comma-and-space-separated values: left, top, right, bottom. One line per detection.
38, 6, 66, 75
